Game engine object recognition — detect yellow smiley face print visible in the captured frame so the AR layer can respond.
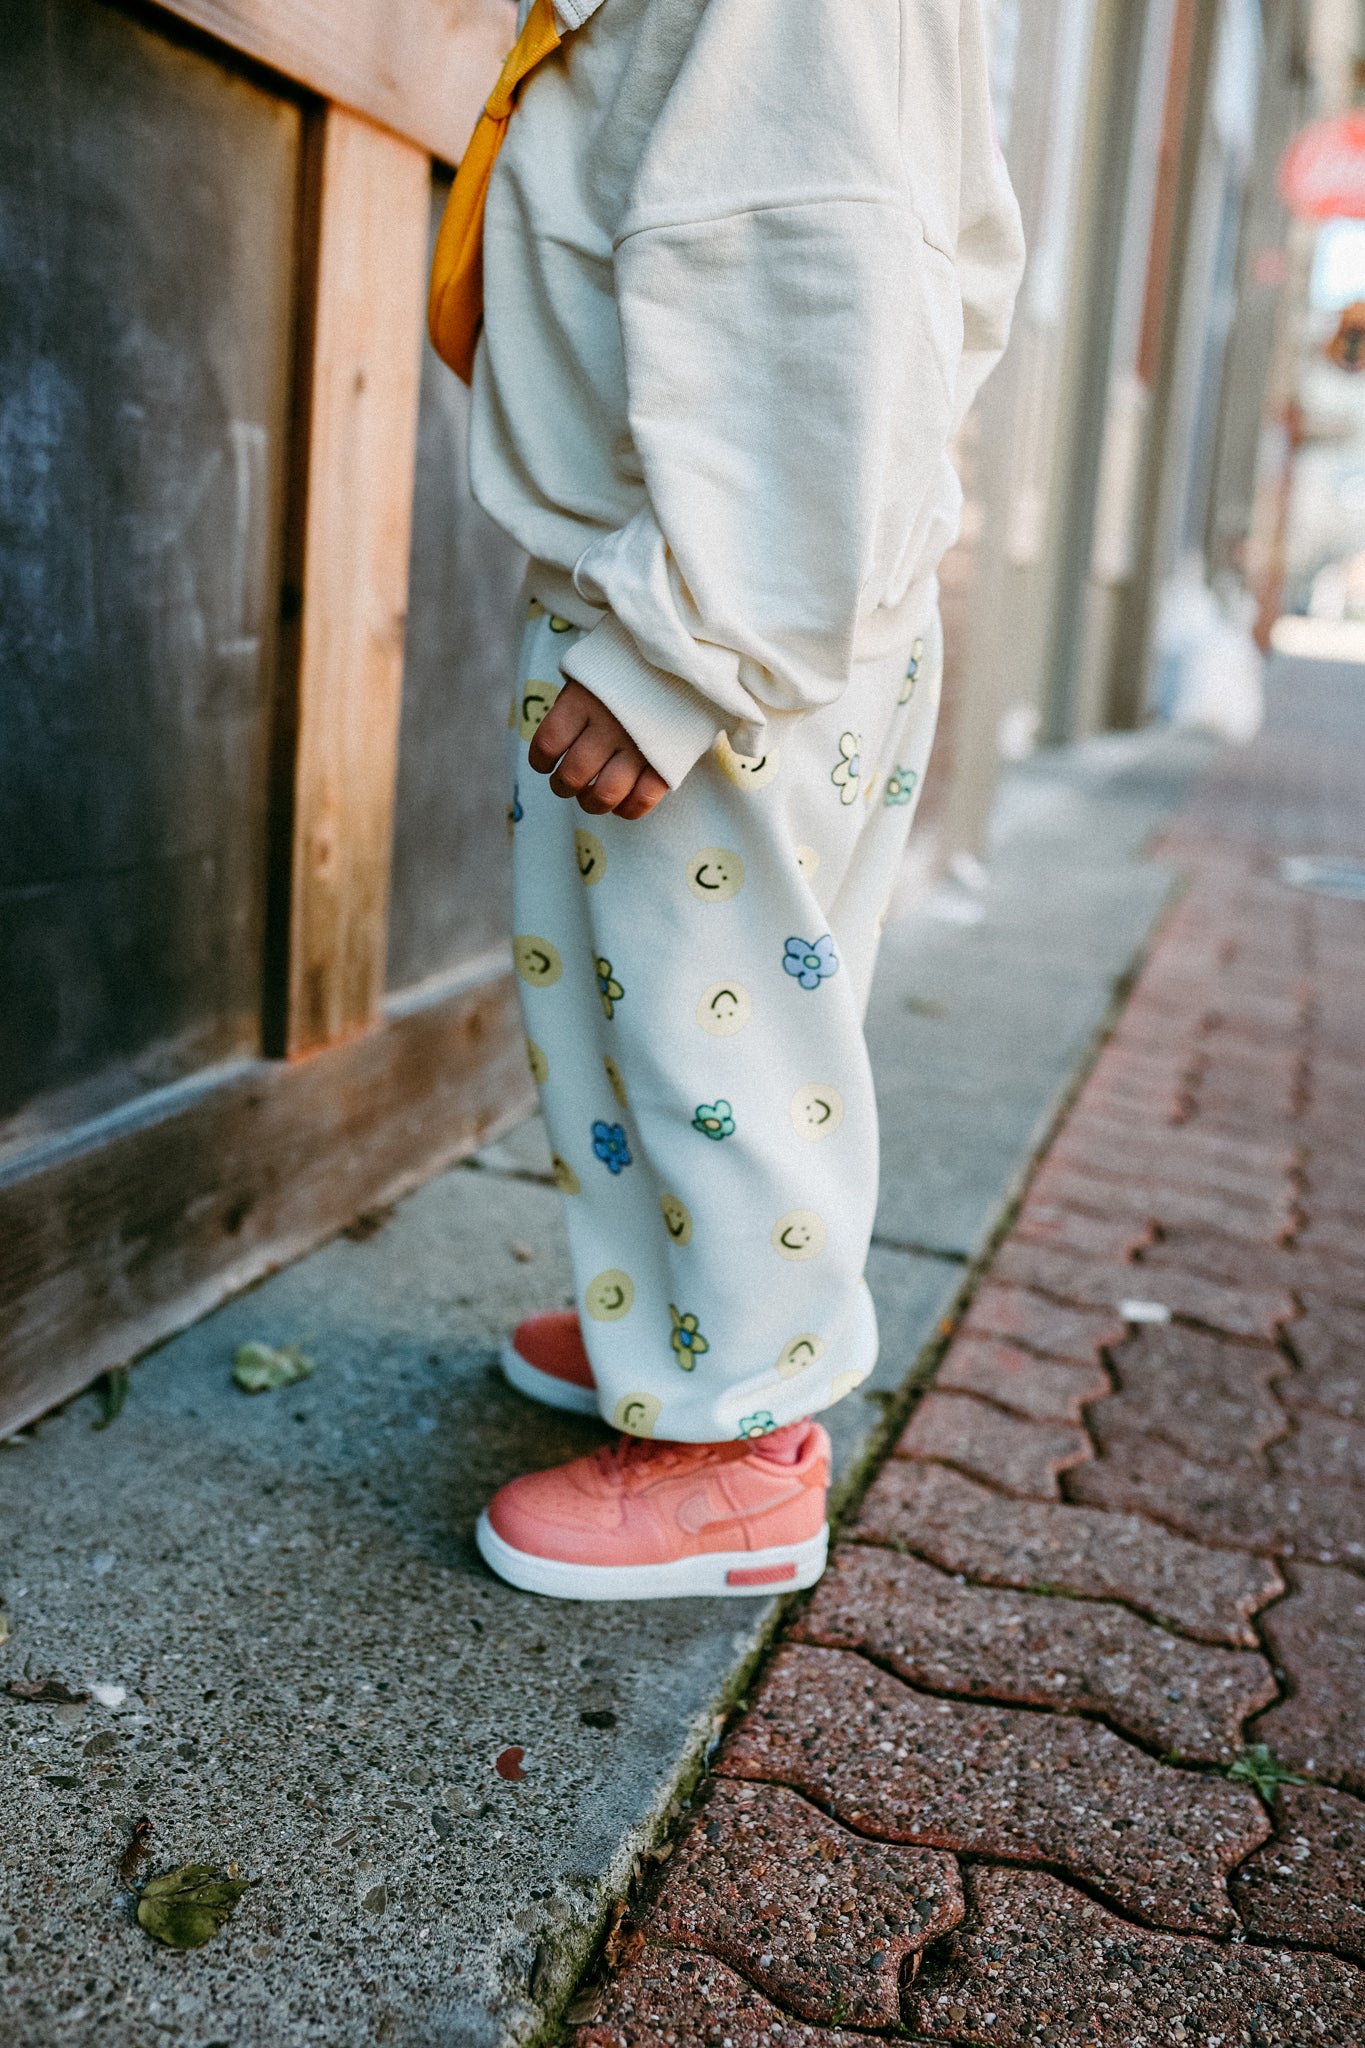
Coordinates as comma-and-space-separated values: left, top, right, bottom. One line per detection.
695, 980, 753, 1037
514, 935, 563, 987
686, 848, 745, 902
714, 731, 781, 791
660, 1193, 693, 1246
775, 1333, 826, 1380
795, 844, 820, 879
604, 1054, 629, 1109
790, 1084, 845, 1141
519, 679, 560, 742
551, 1153, 580, 1195
772, 1209, 827, 1261
829, 1367, 871, 1401
574, 828, 606, 886
613, 1392, 662, 1437
585, 1269, 634, 1321
526, 1039, 549, 1086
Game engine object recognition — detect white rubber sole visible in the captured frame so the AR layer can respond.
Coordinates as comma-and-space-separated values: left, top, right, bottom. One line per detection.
475, 1512, 829, 1601
500, 1338, 598, 1416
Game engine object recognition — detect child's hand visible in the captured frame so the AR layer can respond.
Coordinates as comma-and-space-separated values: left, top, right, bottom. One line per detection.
528, 681, 669, 819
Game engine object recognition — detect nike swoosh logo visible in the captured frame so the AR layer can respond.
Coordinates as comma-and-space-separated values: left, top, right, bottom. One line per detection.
674, 1482, 807, 1535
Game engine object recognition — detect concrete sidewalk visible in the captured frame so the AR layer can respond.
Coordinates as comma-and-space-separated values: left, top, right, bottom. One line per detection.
575, 657, 1365, 2047
0, 727, 1205, 2048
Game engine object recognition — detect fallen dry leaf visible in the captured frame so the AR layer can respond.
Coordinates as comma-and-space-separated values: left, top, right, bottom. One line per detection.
6, 1676, 89, 1705
601, 1899, 644, 1971
231, 1342, 315, 1394
136, 1864, 248, 1948
92, 1368, 129, 1431
564, 1988, 604, 2025
118, 1817, 153, 1887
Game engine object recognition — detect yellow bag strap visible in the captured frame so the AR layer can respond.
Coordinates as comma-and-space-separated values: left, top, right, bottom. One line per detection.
428, 0, 565, 385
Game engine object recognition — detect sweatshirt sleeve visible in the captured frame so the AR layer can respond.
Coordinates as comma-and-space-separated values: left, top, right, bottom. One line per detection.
561, 0, 1023, 788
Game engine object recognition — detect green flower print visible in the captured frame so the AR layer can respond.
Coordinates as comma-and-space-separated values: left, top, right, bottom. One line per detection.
900, 637, 923, 705
596, 955, 624, 1020
738, 1412, 776, 1438
883, 765, 917, 806
692, 1099, 735, 1141
670, 1305, 710, 1371
831, 730, 862, 806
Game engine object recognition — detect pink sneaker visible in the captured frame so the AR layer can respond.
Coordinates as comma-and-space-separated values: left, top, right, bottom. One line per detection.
501, 1311, 597, 1415
476, 1422, 831, 1600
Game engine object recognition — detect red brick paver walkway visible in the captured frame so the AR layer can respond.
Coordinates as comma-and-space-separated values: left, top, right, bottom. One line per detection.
571, 669, 1365, 2047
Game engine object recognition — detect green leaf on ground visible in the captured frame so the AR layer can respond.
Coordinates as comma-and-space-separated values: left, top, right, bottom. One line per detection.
232, 1342, 315, 1394
1226, 1744, 1306, 1798
92, 1368, 129, 1430
136, 1864, 249, 1948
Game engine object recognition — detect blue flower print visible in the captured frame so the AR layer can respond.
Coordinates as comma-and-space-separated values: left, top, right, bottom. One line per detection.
783, 934, 839, 991
592, 1121, 632, 1175
692, 1100, 735, 1141
738, 1412, 776, 1439
900, 636, 923, 705
596, 956, 624, 1020
670, 1305, 710, 1370
883, 766, 917, 807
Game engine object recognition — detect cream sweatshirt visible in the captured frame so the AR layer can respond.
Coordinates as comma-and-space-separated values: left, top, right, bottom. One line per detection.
469, 0, 1025, 790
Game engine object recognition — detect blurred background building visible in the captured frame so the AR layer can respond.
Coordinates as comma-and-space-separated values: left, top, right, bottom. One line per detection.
0, 0, 1358, 1432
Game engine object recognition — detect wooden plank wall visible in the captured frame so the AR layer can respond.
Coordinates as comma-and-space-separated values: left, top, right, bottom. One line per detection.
0, 0, 525, 1437
1, 965, 528, 1435
147, 0, 512, 162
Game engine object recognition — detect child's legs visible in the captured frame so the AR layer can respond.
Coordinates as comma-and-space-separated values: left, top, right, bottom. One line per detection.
509, 596, 941, 1443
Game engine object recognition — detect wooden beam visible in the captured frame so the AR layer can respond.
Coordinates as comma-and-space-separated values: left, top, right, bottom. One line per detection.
146, 0, 516, 163
0, 967, 534, 1440
286, 107, 431, 1056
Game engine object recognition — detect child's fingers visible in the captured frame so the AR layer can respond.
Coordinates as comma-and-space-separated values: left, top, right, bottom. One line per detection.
528, 688, 591, 774
613, 766, 669, 821
549, 725, 618, 800
576, 748, 640, 815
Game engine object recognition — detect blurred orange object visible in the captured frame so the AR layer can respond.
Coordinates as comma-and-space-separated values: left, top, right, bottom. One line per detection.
1326, 301, 1365, 371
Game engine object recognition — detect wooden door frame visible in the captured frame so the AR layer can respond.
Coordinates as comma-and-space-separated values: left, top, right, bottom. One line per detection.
0, 0, 529, 1439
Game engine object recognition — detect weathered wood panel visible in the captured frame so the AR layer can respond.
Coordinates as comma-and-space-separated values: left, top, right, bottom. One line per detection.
285, 108, 431, 1054
147, 0, 515, 162
386, 176, 527, 993
0, 0, 300, 1151
0, 964, 534, 1439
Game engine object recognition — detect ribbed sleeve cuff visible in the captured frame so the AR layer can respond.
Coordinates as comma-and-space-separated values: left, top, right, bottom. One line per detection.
559, 613, 721, 791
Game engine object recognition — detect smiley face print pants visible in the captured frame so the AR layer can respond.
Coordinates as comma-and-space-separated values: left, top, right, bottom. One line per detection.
508, 590, 942, 1443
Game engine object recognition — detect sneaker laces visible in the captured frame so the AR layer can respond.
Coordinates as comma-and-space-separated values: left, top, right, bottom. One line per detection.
590, 1436, 721, 1491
